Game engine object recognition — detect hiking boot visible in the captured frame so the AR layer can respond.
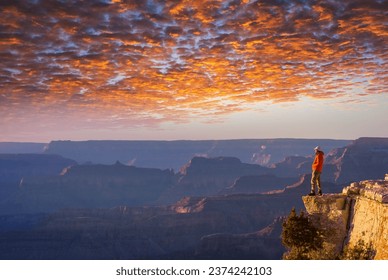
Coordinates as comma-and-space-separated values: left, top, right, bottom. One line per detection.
308, 192, 315, 196
318, 191, 322, 196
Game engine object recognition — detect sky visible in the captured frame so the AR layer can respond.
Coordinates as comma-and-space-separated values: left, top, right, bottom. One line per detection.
0, 0, 387, 142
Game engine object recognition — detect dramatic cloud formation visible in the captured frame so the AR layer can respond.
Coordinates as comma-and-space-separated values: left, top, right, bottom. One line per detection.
0, 0, 387, 140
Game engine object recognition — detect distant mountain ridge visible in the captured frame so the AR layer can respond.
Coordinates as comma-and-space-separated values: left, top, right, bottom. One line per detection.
0, 154, 76, 207
0, 143, 46, 154
43, 139, 351, 170
325, 137, 388, 183
0, 137, 387, 260
1, 137, 387, 215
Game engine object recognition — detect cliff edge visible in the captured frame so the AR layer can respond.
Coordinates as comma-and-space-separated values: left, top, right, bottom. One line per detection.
302, 174, 388, 259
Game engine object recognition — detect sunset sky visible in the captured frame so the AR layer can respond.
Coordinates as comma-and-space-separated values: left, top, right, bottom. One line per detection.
1, 0, 387, 142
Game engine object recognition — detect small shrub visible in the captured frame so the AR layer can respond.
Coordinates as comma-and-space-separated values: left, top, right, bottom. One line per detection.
281, 208, 323, 260
340, 240, 375, 260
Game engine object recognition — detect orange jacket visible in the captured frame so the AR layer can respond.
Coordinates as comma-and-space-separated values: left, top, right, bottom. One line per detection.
312, 151, 324, 172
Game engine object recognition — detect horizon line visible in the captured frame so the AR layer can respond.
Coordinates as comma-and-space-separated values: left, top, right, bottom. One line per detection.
4, 136, 388, 144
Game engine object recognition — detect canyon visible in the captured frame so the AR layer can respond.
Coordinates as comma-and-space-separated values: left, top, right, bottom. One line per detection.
43, 139, 351, 170
0, 137, 387, 259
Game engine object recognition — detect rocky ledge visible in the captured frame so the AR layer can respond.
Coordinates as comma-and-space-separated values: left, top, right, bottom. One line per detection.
342, 175, 388, 203
302, 174, 388, 259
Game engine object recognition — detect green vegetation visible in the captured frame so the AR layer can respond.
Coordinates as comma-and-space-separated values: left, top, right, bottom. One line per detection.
340, 240, 375, 260
281, 208, 323, 259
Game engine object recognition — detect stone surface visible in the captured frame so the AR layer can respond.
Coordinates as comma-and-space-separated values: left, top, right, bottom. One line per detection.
348, 196, 388, 259
344, 178, 388, 259
302, 194, 351, 257
303, 177, 388, 259
343, 179, 388, 204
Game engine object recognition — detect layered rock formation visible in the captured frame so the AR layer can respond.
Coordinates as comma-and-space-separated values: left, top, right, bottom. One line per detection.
0, 142, 46, 154
162, 157, 273, 201
325, 137, 388, 184
196, 217, 285, 259
0, 154, 76, 208
0, 173, 340, 260
2, 156, 286, 214
342, 178, 388, 259
2, 138, 387, 216
221, 174, 298, 195
0, 138, 386, 260
302, 175, 388, 259
44, 139, 350, 170
2, 162, 175, 214
270, 137, 388, 184
269, 156, 312, 177
0, 195, 280, 259
0, 154, 76, 181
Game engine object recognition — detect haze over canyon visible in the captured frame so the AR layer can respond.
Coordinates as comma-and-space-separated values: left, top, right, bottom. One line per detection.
0, 137, 387, 259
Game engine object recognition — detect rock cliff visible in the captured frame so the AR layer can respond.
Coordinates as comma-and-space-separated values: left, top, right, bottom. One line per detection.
302, 174, 388, 259
325, 137, 388, 184
270, 137, 388, 184
2, 162, 175, 214
195, 217, 285, 259
0, 154, 76, 210
162, 157, 272, 201
221, 174, 298, 195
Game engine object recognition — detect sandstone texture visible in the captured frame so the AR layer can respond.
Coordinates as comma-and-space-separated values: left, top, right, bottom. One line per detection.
303, 175, 388, 259
342, 178, 388, 259
302, 194, 351, 257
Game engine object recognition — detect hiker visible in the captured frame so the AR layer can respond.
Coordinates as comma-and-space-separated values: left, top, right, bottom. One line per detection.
308, 146, 324, 196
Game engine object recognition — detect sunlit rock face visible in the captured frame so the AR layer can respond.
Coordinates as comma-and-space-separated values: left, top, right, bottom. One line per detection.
302, 194, 351, 257
303, 176, 388, 259
342, 179, 388, 259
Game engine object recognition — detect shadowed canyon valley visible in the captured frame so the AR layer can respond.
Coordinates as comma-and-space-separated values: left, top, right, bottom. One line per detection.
0, 137, 387, 259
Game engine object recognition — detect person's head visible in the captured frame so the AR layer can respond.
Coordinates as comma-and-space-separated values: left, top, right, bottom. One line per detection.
314, 146, 321, 153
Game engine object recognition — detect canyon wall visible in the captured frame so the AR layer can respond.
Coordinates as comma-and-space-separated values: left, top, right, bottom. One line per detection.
302, 175, 388, 259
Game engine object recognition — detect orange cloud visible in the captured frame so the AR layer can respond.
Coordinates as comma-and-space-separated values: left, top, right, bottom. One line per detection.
0, 0, 386, 138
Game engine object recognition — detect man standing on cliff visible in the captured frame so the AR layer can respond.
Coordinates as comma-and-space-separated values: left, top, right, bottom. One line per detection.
309, 146, 324, 196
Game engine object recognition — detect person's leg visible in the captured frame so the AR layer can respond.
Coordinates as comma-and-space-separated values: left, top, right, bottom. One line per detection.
316, 171, 322, 195
310, 171, 317, 195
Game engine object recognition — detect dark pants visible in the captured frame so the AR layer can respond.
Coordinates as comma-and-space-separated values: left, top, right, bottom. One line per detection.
311, 170, 322, 193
